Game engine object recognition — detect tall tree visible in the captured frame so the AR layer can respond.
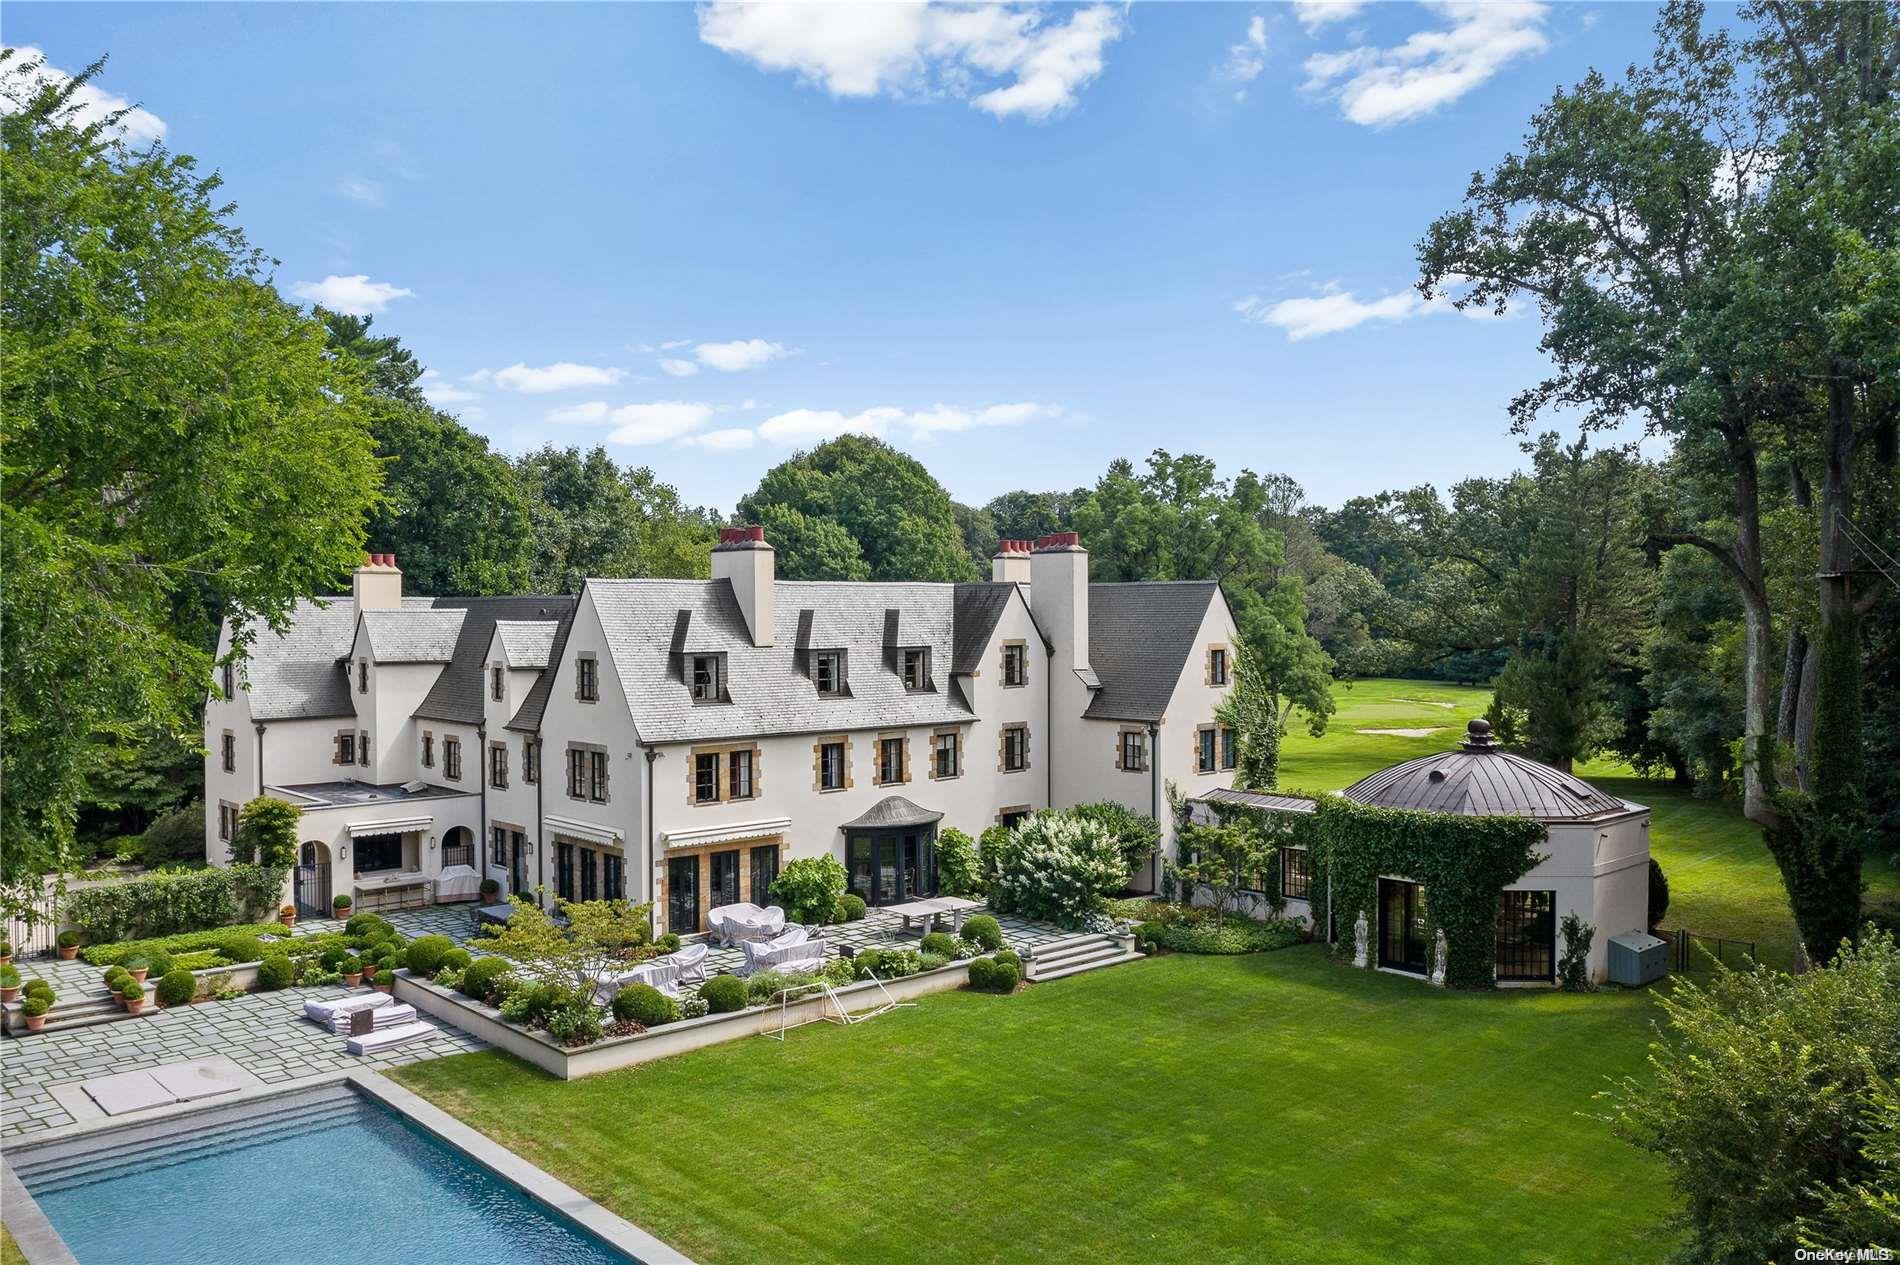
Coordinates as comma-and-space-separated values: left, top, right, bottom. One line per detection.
319, 309, 425, 404
513, 444, 715, 591
984, 489, 1079, 543
0, 53, 383, 903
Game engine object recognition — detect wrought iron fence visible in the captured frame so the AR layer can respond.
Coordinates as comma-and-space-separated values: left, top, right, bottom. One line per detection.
1672, 928, 1757, 972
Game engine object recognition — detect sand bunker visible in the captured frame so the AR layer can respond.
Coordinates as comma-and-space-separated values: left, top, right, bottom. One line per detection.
1358, 727, 1446, 738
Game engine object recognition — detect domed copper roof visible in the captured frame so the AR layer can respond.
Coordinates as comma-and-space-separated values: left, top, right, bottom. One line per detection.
1340, 719, 1632, 822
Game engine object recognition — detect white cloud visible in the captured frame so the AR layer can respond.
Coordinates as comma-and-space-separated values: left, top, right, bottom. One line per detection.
754, 401, 1061, 445
289, 274, 414, 316
679, 427, 758, 451
659, 358, 701, 378
545, 401, 610, 424
1292, 1, 1367, 32
419, 369, 479, 405
1219, 15, 1269, 95
1235, 287, 1424, 340
692, 338, 792, 373
336, 175, 384, 206
1302, 1, 1548, 127
0, 46, 166, 145
697, 2, 1124, 121
604, 402, 716, 445
487, 362, 625, 394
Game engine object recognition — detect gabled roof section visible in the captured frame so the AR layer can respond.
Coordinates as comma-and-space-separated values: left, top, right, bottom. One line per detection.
359, 608, 467, 663
494, 620, 559, 670
1082, 581, 1221, 723
589, 578, 980, 745
237, 595, 434, 721
412, 596, 577, 726
950, 582, 1021, 675
506, 606, 576, 734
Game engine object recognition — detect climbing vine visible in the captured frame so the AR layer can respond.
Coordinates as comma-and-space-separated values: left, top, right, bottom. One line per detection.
1290, 795, 1546, 989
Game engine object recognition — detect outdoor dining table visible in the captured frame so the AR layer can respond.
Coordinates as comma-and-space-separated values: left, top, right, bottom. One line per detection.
885, 896, 989, 937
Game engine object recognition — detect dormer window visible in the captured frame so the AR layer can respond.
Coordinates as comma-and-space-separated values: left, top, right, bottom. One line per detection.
814, 651, 845, 697
901, 647, 930, 692
691, 654, 726, 703
491, 665, 505, 702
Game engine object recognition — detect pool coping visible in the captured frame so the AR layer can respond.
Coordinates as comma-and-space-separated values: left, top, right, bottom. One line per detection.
0, 1070, 695, 1265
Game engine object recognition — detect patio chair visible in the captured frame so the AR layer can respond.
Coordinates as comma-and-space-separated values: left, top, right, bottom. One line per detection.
592, 958, 682, 1005
665, 942, 710, 984
706, 902, 763, 946
739, 929, 827, 977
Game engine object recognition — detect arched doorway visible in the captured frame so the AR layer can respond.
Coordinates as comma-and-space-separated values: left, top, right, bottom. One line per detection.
441, 826, 474, 869
295, 841, 332, 919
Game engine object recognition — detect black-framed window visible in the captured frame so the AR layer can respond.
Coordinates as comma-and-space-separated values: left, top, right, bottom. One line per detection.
336, 730, 356, 765
691, 654, 724, 703
358, 659, 369, 693
1197, 727, 1217, 773
1496, 890, 1557, 982
576, 655, 598, 702
1281, 846, 1312, 901
567, 748, 586, 798
878, 736, 905, 784
933, 732, 959, 778
221, 661, 235, 699
602, 852, 624, 900
728, 748, 755, 799
580, 847, 599, 901
444, 736, 461, 781
814, 651, 845, 696
491, 825, 508, 870
1002, 725, 1027, 772
354, 832, 402, 875
218, 803, 235, 841
750, 844, 779, 905
695, 752, 720, 803
491, 665, 505, 701
588, 749, 609, 802
818, 741, 845, 792
1002, 643, 1026, 687
489, 743, 508, 789
1120, 730, 1145, 772
901, 647, 930, 691
1209, 647, 1229, 686
556, 842, 575, 901
221, 731, 236, 773
1000, 808, 1030, 830
1220, 726, 1237, 771
522, 738, 537, 784
359, 730, 371, 766
421, 732, 434, 768
710, 849, 740, 908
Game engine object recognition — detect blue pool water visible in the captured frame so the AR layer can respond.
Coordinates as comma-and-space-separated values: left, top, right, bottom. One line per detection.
21, 1094, 637, 1265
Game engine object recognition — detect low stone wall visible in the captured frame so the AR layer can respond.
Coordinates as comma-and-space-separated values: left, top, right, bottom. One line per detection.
396, 959, 974, 1081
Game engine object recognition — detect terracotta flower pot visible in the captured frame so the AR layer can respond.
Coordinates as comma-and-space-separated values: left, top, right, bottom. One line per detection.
279, 914, 295, 929
58, 946, 77, 961
0, 953, 12, 967
343, 972, 363, 987
124, 995, 146, 1016
374, 982, 393, 995
0, 986, 18, 1003
25, 1014, 45, 1032
128, 967, 149, 983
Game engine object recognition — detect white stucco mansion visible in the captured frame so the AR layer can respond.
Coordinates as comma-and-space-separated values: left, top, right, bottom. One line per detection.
204, 530, 1243, 935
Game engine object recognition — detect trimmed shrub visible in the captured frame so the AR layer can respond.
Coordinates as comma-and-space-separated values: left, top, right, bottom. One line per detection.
1154, 915, 1303, 955
120, 977, 146, 1000
657, 933, 681, 954
372, 970, 395, 988
66, 866, 289, 943
57, 930, 83, 951
79, 923, 286, 967
499, 983, 566, 1028
839, 893, 867, 922
217, 933, 267, 965
140, 947, 173, 977
995, 948, 1022, 972
440, 948, 472, 973
612, 983, 677, 1027
936, 826, 983, 896
958, 915, 1003, 952
403, 935, 456, 977
155, 969, 197, 1006
319, 945, 349, 970
103, 966, 131, 990
967, 956, 1020, 993
547, 1000, 603, 1046
23, 978, 54, 1000
698, 974, 748, 1014
460, 956, 512, 1001
123, 956, 150, 976
21, 994, 51, 1018
341, 956, 364, 977
254, 955, 294, 991
344, 912, 393, 939
332, 894, 353, 913
770, 855, 848, 925
919, 931, 959, 958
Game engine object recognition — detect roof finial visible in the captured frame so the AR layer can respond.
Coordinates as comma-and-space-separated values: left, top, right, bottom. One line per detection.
1461, 717, 1496, 751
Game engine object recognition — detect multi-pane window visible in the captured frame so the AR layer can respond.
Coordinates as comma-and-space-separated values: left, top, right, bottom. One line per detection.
336, 730, 357, 765
1281, 846, 1312, 901
491, 825, 509, 870
691, 655, 724, 703
359, 730, 371, 767
1220, 726, 1237, 771
901, 648, 929, 691
728, 749, 755, 800
576, 655, 598, 702
217, 803, 236, 842
1197, 727, 1218, 774
1119, 730, 1146, 773
221, 731, 236, 773
556, 842, 576, 902
444, 736, 462, 781
489, 743, 508, 789
602, 852, 625, 900
814, 651, 844, 696
421, 731, 434, 768
589, 750, 609, 803
694, 753, 720, 803
1002, 643, 1027, 687
568, 748, 587, 798
1000, 808, 1030, 831
933, 732, 959, 779
358, 659, 369, 694
878, 736, 905, 784
522, 738, 537, 784
818, 741, 845, 792
491, 665, 505, 701
1495, 890, 1556, 982
1002, 725, 1028, 772
566, 747, 608, 802
220, 661, 235, 700
1209, 647, 1229, 686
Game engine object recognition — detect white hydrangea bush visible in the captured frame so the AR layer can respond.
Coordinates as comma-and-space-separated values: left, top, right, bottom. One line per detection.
988, 810, 1127, 927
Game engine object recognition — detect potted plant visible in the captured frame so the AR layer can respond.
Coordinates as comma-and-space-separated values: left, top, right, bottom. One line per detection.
279, 903, 297, 929
124, 955, 152, 984
121, 978, 147, 1015
341, 956, 364, 987
0, 965, 19, 1003
372, 969, 395, 995
479, 878, 501, 902
57, 930, 83, 960
333, 893, 353, 918
21, 993, 51, 1032
0, 940, 12, 966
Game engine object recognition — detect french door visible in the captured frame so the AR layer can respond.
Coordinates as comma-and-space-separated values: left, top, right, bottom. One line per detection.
667, 855, 699, 934
843, 830, 939, 907
1378, 878, 1429, 974
1495, 890, 1556, 982
749, 845, 780, 906
710, 850, 741, 909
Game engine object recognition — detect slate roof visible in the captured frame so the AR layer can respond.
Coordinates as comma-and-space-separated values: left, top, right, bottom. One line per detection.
841, 795, 945, 830
359, 608, 466, 663
1082, 582, 1221, 723
950, 582, 1025, 675
237, 596, 434, 721
411, 596, 576, 725
505, 609, 573, 735
1341, 722, 1636, 822
494, 620, 559, 669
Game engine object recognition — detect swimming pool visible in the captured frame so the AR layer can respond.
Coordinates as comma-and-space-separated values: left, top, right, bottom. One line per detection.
12, 1085, 640, 1265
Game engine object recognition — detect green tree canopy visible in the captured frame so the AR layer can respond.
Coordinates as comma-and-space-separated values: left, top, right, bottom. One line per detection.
513, 444, 715, 591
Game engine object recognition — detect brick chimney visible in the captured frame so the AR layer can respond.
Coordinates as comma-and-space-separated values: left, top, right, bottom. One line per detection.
1030, 532, 1088, 675
713, 525, 774, 647
992, 539, 1032, 586
353, 552, 403, 611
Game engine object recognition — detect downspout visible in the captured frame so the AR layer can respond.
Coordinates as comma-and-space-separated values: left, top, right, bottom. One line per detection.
535, 742, 547, 902
1147, 721, 1161, 892
1045, 648, 1055, 811
254, 723, 266, 798
477, 723, 488, 879
531, 738, 544, 901
642, 743, 658, 938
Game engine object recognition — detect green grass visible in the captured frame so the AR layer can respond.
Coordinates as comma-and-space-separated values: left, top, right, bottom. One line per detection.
393, 948, 1671, 1265
1, 1223, 23, 1265
1282, 678, 1900, 970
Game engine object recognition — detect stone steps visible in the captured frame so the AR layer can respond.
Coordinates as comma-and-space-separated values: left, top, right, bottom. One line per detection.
1024, 933, 1141, 983
2, 983, 146, 1036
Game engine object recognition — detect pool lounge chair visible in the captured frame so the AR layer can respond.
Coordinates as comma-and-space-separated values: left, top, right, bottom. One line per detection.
328, 1003, 417, 1034
303, 993, 393, 1025
345, 1020, 438, 1056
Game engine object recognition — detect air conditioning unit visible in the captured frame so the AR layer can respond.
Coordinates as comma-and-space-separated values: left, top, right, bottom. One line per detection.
401, 780, 427, 794
1607, 931, 1668, 986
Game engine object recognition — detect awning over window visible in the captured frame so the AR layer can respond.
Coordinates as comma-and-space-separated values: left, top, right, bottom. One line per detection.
660, 817, 792, 852
840, 796, 943, 831
1193, 787, 1318, 816
545, 815, 623, 849
348, 816, 433, 837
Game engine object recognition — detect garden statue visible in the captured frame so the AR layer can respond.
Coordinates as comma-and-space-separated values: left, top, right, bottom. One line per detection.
1431, 929, 1447, 987
1352, 910, 1369, 968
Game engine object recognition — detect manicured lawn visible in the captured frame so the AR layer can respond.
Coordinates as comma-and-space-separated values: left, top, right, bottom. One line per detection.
1282, 677, 1900, 970
393, 948, 1672, 1265
1, 1224, 24, 1265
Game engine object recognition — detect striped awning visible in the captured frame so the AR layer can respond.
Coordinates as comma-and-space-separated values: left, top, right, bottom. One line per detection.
545, 815, 623, 848
348, 816, 433, 837
659, 817, 792, 851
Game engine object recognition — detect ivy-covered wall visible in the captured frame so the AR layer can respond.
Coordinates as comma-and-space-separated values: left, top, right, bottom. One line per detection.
1289, 795, 1547, 989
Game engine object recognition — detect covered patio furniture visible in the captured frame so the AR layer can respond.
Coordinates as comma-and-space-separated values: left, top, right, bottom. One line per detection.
593, 958, 682, 1004
665, 941, 710, 984
434, 863, 481, 903
303, 993, 393, 1025
327, 1002, 417, 1034
708, 902, 786, 946
739, 928, 827, 977
345, 1019, 438, 1056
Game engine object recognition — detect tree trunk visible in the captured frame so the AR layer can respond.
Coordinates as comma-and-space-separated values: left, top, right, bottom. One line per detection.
1777, 626, 1807, 746
1731, 437, 1781, 827
1793, 641, 1819, 790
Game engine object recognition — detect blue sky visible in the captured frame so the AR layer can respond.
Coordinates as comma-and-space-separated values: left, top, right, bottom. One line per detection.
9, 2, 1670, 516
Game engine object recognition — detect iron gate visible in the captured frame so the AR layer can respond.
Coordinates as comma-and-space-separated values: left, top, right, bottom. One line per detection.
295, 842, 332, 919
